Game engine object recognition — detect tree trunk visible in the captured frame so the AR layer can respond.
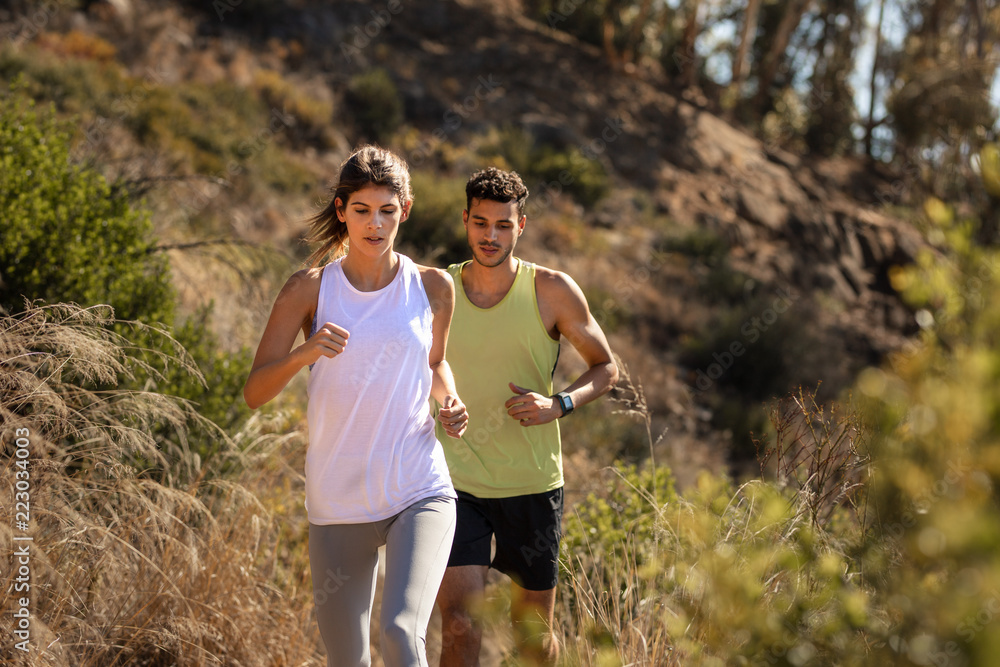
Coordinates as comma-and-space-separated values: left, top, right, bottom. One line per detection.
680, 0, 703, 87
865, 0, 887, 158
755, 0, 813, 112
732, 0, 762, 92
602, 14, 621, 68
624, 0, 657, 64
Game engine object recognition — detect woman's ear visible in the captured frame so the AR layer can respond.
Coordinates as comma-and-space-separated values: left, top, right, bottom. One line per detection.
334, 196, 346, 223
400, 200, 412, 222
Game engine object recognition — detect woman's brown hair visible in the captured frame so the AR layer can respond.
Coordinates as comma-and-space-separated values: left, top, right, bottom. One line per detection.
305, 145, 413, 266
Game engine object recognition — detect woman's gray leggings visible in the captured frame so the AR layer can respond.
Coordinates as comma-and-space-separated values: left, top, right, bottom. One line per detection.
309, 496, 456, 667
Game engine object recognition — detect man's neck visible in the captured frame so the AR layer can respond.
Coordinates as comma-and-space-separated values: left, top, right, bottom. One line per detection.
462, 256, 519, 307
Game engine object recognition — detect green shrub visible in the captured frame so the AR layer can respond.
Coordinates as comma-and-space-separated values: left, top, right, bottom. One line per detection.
560, 394, 876, 666
345, 68, 403, 143
0, 87, 250, 459
477, 124, 610, 209
530, 144, 609, 208
0, 92, 173, 322
562, 461, 677, 565
476, 123, 534, 174
850, 198, 1000, 665
559, 198, 1000, 665
0, 44, 303, 199
657, 227, 730, 266
681, 290, 810, 400
397, 171, 469, 266
251, 68, 334, 145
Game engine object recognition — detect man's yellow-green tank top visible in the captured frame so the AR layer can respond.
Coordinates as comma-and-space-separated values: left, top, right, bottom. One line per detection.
435, 259, 563, 497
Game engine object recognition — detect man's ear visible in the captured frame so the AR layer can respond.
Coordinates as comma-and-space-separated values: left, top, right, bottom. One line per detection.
517, 214, 526, 234
462, 209, 469, 227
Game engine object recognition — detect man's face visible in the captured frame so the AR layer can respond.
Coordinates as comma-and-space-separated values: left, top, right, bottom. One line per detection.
463, 198, 525, 268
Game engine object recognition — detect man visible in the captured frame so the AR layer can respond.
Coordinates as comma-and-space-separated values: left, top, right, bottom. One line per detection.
435, 167, 619, 666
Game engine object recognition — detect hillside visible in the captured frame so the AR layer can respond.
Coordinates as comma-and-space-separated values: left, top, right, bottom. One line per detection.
0, 0, 924, 483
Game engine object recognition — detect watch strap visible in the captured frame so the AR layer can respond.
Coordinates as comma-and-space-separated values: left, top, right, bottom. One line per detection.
555, 391, 574, 417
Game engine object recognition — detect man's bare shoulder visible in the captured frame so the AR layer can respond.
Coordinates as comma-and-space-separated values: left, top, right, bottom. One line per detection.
533, 264, 584, 304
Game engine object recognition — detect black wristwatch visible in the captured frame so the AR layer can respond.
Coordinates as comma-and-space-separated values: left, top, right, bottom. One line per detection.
553, 391, 574, 417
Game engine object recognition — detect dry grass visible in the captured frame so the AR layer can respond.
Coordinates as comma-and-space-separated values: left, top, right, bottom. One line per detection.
752, 387, 870, 529
553, 368, 873, 666
0, 304, 322, 666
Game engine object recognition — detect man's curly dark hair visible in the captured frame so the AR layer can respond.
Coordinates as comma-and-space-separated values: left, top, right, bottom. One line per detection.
465, 167, 529, 217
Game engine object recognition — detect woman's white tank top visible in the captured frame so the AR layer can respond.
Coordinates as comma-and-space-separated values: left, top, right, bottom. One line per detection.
305, 253, 454, 524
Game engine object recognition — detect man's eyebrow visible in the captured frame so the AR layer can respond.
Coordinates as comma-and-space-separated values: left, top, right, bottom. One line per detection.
470, 213, 513, 222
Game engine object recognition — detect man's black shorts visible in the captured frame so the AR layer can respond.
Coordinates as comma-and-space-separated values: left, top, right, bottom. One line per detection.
447, 487, 564, 591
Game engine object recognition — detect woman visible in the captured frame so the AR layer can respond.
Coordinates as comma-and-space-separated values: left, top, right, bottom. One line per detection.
243, 145, 468, 667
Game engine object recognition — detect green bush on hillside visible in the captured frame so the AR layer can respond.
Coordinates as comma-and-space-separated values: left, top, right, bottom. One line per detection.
345, 68, 404, 143
478, 124, 610, 210
0, 45, 312, 208
0, 93, 173, 322
398, 171, 469, 266
0, 88, 251, 465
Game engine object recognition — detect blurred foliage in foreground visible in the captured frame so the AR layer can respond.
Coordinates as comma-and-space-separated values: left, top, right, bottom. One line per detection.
553, 196, 1000, 665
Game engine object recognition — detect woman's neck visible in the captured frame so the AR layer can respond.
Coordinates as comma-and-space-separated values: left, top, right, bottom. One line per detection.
342, 249, 399, 292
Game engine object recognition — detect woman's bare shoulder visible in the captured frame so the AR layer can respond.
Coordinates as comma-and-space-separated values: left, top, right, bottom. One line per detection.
275, 266, 324, 309
416, 264, 455, 310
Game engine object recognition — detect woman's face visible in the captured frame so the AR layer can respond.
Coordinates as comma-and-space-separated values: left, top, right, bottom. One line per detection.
336, 184, 410, 260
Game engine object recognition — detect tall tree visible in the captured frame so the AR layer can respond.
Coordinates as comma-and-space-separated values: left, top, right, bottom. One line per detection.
755, 0, 815, 113
864, 0, 888, 158
804, 0, 863, 156
732, 0, 762, 93
888, 0, 999, 203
